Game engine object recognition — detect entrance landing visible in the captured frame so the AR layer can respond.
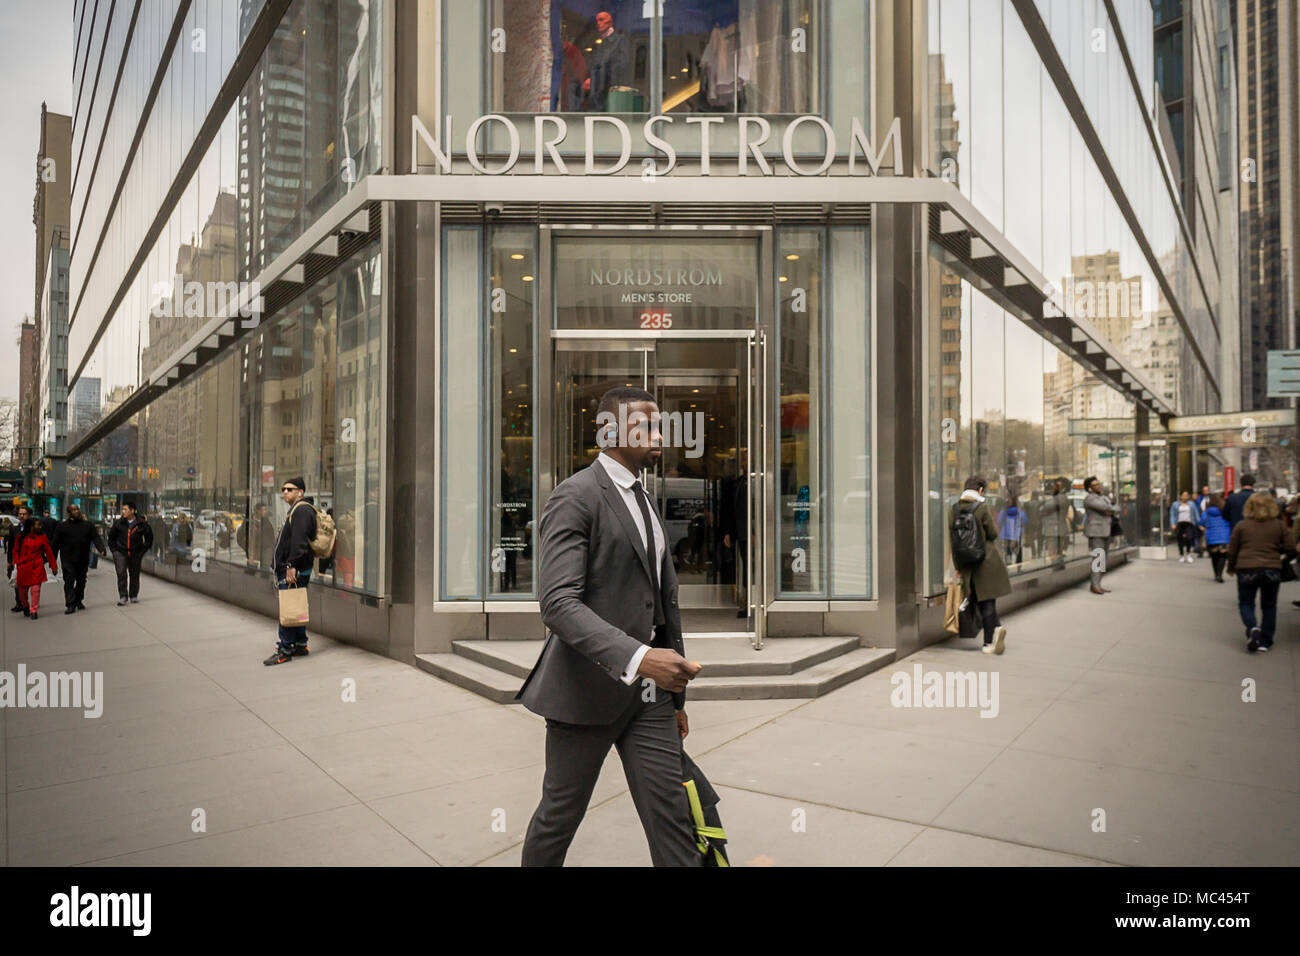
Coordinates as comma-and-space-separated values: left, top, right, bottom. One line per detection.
415, 636, 894, 703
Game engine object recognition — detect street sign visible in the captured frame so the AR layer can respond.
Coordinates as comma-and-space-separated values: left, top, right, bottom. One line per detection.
100, 466, 127, 476
1267, 350, 1300, 397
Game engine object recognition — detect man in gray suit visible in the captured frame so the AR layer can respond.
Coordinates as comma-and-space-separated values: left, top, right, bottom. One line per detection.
519, 386, 704, 866
1083, 475, 1120, 594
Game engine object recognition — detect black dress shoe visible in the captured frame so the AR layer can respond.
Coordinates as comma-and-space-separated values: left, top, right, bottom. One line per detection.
11, 605, 24, 613
65, 606, 76, 614
75, 601, 86, 609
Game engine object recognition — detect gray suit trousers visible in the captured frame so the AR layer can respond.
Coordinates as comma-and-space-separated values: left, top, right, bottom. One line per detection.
522, 690, 702, 867
1089, 536, 1109, 587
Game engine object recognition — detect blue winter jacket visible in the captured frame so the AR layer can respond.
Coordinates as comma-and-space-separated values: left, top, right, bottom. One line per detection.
1199, 505, 1231, 546
1169, 499, 1201, 527
997, 506, 1025, 541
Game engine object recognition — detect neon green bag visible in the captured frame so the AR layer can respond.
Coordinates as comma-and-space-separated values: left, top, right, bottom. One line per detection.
683, 779, 729, 866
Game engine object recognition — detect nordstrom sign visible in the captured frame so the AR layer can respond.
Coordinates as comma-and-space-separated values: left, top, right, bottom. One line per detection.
410, 114, 903, 177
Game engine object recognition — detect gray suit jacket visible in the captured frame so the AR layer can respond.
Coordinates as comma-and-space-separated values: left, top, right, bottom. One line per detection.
517, 458, 686, 725
1083, 492, 1118, 538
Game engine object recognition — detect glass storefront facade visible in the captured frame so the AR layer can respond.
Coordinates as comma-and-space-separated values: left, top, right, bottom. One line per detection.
63, 0, 1230, 658
924, 246, 1145, 595
439, 223, 873, 609
66, 0, 384, 595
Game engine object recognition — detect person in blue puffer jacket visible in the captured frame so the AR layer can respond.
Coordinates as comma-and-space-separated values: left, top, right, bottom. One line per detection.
1199, 493, 1231, 582
997, 495, 1026, 567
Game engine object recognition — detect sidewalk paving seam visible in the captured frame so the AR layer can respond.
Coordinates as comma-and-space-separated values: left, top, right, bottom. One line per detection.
71, 801, 436, 867
709, 781, 1130, 865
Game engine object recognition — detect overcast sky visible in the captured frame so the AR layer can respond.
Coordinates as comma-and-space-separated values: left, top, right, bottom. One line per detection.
0, 1, 74, 402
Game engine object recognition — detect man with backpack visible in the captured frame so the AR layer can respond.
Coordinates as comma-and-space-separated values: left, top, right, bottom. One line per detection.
265, 476, 329, 665
951, 476, 1010, 655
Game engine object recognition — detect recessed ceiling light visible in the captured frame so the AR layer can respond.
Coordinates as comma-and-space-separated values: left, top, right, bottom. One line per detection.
522, 275, 534, 282
510, 253, 524, 260
786, 253, 800, 260
779, 276, 788, 282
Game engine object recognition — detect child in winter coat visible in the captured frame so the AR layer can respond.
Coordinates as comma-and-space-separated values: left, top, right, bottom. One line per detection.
1199, 494, 1231, 582
14, 517, 57, 620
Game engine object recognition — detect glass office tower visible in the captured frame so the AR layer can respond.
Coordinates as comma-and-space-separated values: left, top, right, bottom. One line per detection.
67, 1, 1232, 665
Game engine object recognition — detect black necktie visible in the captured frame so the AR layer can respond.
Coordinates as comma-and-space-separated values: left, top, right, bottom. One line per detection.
631, 480, 667, 628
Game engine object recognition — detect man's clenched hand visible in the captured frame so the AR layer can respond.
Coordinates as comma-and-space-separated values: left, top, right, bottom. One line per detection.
636, 648, 702, 693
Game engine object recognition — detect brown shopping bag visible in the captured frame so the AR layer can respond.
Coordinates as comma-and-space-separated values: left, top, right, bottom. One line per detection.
944, 581, 962, 635
278, 585, 309, 627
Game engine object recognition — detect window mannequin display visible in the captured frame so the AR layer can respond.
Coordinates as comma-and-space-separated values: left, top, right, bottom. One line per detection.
584, 10, 631, 110
560, 25, 590, 112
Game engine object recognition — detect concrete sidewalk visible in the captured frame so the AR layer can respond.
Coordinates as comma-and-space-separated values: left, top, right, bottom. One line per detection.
2, 556, 1297, 866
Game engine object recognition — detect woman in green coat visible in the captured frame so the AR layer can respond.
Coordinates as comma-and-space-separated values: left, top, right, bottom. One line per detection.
952, 476, 1011, 654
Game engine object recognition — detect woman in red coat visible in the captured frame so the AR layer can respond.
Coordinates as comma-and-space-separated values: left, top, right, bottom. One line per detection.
14, 516, 57, 620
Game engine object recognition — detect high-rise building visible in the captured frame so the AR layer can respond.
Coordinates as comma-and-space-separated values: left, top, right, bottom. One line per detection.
1234, 0, 1300, 409
16, 320, 37, 462
27, 104, 73, 477
38, 229, 70, 457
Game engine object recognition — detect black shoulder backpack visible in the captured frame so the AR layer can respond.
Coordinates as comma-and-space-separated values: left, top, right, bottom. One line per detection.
951, 503, 986, 567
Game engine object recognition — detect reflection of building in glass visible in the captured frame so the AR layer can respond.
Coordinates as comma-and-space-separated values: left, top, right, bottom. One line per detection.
140, 191, 238, 498
69, 376, 100, 439
929, 55, 960, 183
239, 0, 352, 276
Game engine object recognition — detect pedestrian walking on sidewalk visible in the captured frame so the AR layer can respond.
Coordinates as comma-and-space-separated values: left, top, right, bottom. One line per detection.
108, 501, 153, 605
6, 504, 32, 613
14, 517, 57, 621
951, 476, 1010, 655
1199, 494, 1231, 582
518, 386, 704, 866
1226, 492, 1296, 653
1195, 485, 1212, 554
53, 504, 107, 613
1170, 490, 1201, 563
1224, 475, 1255, 530
1084, 476, 1120, 594
264, 476, 317, 666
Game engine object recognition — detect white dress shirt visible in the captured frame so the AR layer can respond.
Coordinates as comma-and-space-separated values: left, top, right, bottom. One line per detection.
596, 452, 667, 685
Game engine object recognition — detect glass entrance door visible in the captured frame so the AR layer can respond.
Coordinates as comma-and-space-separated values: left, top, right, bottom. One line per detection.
552, 331, 767, 642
